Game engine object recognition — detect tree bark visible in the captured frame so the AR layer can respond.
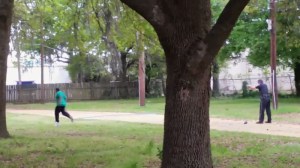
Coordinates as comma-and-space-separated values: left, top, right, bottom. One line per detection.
120, 0, 249, 167
212, 60, 220, 97
0, 0, 14, 138
163, 66, 212, 167
294, 62, 300, 96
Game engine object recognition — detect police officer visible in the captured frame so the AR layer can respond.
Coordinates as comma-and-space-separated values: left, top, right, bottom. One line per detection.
248, 79, 272, 124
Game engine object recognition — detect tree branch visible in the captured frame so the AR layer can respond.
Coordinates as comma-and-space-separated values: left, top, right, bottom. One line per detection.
91, 0, 104, 34
120, 0, 158, 25
203, 0, 250, 67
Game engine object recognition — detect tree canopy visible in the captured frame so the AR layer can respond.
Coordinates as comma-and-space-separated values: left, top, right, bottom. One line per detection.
220, 0, 300, 94
12, 0, 164, 84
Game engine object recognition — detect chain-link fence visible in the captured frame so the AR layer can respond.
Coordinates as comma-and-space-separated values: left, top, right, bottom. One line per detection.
218, 75, 295, 95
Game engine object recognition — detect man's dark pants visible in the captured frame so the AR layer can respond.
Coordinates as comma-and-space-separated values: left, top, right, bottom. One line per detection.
55, 106, 72, 122
259, 98, 271, 123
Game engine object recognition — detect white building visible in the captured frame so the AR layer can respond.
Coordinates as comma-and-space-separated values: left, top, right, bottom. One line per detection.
6, 56, 71, 85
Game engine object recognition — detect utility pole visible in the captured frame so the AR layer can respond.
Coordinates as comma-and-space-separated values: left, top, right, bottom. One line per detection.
270, 0, 278, 109
136, 31, 145, 106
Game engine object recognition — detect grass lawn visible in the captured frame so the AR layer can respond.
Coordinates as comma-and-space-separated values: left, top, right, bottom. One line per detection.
6, 98, 165, 113
1, 114, 300, 167
210, 98, 300, 122
7, 97, 300, 122
2, 114, 163, 168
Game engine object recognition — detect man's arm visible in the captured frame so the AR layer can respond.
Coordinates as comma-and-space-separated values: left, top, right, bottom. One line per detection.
247, 85, 258, 91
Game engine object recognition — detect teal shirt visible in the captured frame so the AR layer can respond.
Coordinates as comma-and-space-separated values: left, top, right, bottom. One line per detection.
55, 91, 67, 106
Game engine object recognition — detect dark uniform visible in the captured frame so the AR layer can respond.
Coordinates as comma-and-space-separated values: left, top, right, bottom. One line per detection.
256, 83, 271, 123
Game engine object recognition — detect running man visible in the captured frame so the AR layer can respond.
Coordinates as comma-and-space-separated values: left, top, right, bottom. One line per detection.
54, 88, 73, 126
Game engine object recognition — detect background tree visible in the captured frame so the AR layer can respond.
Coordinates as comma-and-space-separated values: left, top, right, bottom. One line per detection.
276, 0, 300, 95
0, 0, 14, 138
11, 0, 108, 82
117, 7, 165, 95
218, 0, 300, 96
211, 0, 256, 97
211, 0, 228, 97
11, 0, 27, 83
120, 0, 249, 167
145, 53, 165, 96
13, 0, 164, 86
231, 0, 300, 95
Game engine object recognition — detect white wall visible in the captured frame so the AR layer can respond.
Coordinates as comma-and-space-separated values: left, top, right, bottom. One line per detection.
217, 57, 295, 93
6, 66, 71, 85
6, 52, 71, 85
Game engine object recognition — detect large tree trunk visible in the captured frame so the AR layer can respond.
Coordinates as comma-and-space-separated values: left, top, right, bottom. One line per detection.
0, 0, 14, 138
159, 6, 213, 163
294, 62, 300, 96
163, 66, 212, 167
120, 0, 249, 167
160, 21, 213, 167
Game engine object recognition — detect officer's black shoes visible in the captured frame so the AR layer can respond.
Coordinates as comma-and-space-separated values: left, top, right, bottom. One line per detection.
256, 121, 263, 124
265, 121, 271, 123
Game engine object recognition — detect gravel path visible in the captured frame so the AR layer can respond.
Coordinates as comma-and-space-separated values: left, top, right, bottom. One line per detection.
7, 109, 300, 138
